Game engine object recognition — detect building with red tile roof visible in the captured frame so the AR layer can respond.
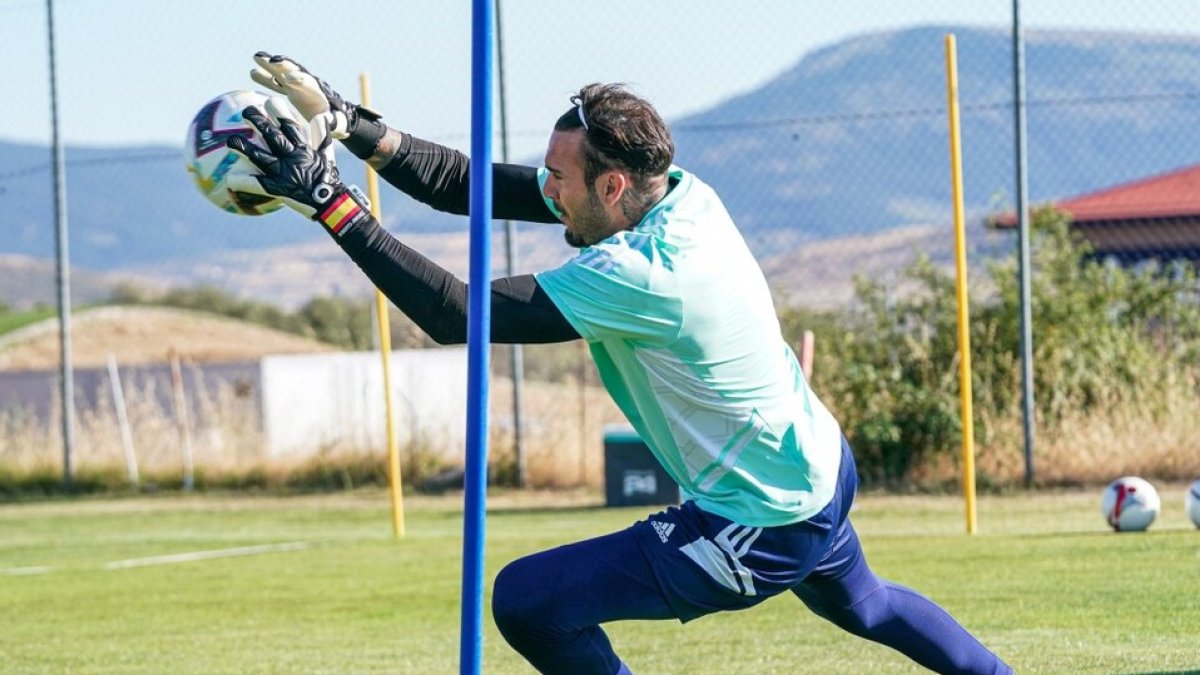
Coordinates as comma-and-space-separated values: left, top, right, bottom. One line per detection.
991, 164, 1200, 264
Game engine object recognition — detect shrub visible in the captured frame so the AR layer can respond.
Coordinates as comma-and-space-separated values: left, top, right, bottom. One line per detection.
789, 207, 1200, 485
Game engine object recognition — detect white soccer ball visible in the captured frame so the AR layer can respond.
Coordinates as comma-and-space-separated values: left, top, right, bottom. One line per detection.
184, 90, 307, 216
1186, 479, 1200, 529
1100, 476, 1160, 532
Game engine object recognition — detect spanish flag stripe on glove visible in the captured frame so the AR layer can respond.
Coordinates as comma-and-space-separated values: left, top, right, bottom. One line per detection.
318, 192, 362, 235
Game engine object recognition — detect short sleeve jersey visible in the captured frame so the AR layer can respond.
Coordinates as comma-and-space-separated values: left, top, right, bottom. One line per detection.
535, 167, 843, 527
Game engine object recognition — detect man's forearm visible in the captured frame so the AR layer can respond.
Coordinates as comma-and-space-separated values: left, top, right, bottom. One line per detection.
340, 117, 560, 223
332, 214, 579, 345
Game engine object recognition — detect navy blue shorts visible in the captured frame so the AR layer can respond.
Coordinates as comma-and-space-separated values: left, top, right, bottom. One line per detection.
493, 435, 1013, 674
630, 436, 858, 622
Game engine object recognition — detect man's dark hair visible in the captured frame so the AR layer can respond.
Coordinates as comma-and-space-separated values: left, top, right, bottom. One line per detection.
554, 83, 675, 194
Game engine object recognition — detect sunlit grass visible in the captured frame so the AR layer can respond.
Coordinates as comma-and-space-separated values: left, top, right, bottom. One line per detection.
0, 488, 1197, 674
0, 306, 57, 337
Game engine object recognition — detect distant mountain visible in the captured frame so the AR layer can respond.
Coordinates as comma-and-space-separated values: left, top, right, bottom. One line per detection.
1, 142, 349, 268
4, 25, 1200, 303
673, 25, 1200, 247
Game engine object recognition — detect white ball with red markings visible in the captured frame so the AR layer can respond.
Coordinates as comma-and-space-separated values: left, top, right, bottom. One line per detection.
184, 90, 307, 216
1101, 476, 1160, 532
1186, 479, 1200, 529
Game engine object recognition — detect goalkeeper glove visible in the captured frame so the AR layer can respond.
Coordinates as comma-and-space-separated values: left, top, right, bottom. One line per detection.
249, 52, 380, 140
226, 105, 371, 237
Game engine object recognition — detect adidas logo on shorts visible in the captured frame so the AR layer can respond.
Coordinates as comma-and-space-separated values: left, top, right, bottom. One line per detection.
651, 520, 675, 543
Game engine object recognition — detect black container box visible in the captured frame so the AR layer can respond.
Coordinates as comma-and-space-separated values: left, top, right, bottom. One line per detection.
603, 426, 680, 507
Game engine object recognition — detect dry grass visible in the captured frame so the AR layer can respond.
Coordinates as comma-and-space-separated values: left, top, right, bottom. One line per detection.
0, 365, 627, 493
4, 363, 1195, 493
0, 306, 332, 371
1, 369, 263, 477
906, 375, 1200, 489
1, 306, 627, 492
7, 360, 1190, 492
981, 405, 1200, 486
2, 307, 1194, 492
488, 375, 626, 490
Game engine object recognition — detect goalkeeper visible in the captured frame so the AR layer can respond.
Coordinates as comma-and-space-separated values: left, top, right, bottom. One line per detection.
229, 53, 1014, 675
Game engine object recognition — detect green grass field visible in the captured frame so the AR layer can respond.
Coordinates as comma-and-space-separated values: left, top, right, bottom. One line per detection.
1, 488, 1197, 674
0, 307, 57, 337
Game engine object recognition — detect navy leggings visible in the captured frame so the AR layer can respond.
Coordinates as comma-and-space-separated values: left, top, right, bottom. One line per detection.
492, 444, 1012, 674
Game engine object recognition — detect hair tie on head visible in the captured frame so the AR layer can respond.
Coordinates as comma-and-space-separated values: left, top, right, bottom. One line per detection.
576, 104, 589, 131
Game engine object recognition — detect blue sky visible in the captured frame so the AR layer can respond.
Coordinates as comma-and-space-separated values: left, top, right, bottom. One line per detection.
2, 1, 1199, 160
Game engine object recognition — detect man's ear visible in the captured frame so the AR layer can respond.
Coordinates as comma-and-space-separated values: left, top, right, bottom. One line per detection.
599, 171, 629, 207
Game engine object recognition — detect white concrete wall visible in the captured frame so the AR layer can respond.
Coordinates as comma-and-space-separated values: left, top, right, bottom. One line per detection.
260, 348, 468, 459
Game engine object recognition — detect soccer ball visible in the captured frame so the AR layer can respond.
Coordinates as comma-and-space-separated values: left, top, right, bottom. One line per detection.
184, 90, 307, 216
1100, 476, 1160, 532
1186, 479, 1200, 529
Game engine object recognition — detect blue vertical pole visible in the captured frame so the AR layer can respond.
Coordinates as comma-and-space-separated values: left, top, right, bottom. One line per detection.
460, 0, 493, 673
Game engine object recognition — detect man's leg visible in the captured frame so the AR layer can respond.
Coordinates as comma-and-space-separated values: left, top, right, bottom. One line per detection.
791, 521, 1012, 675
491, 528, 675, 675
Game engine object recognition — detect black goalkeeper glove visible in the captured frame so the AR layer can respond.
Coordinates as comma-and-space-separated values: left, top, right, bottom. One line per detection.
227, 105, 371, 236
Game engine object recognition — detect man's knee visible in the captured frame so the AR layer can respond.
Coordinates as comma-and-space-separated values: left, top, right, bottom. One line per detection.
794, 562, 891, 638
492, 557, 542, 636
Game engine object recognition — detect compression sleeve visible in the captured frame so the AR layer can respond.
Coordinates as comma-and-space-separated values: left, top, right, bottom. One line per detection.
331, 214, 580, 345
345, 121, 560, 224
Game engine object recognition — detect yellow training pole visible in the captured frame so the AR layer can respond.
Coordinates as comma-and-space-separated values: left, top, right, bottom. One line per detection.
361, 72, 406, 539
944, 34, 977, 535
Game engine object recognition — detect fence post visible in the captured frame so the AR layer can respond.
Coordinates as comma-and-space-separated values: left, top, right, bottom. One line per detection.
169, 349, 195, 491
106, 354, 138, 486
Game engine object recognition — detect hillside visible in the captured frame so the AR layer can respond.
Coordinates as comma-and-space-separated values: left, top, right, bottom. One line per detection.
120, 225, 578, 309
0, 306, 333, 371
0, 254, 167, 308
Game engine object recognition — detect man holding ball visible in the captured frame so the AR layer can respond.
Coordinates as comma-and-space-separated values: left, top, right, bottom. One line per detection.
228, 52, 1013, 675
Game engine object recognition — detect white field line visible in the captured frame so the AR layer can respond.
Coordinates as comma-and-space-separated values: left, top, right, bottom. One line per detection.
103, 541, 311, 570
0, 566, 53, 576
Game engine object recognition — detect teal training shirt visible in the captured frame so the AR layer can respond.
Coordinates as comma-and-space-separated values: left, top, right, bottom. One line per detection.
535, 167, 843, 527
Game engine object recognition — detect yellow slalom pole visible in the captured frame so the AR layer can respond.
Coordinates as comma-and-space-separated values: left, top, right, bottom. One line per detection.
361, 72, 406, 539
944, 34, 977, 535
